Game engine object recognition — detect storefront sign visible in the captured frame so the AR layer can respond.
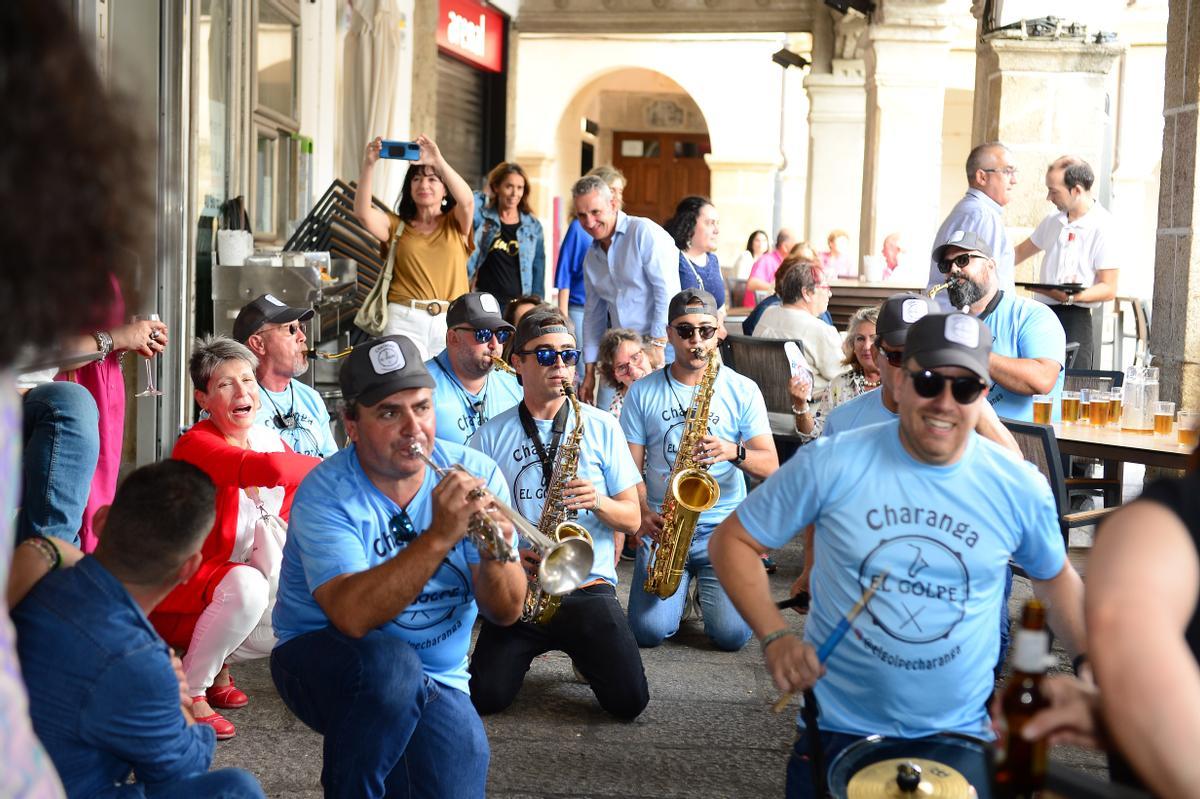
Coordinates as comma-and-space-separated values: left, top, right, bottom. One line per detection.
437, 0, 504, 73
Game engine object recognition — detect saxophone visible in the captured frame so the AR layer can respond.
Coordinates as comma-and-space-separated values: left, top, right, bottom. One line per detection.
644, 348, 721, 599
928, 280, 952, 298
521, 380, 594, 624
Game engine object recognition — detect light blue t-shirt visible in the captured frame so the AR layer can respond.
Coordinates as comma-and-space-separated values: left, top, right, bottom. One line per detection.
982, 292, 1066, 422
468, 400, 641, 586
254, 379, 338, 458
426, 351, 523, 445
274, 440, 511, 694
738, 420, 1064, 739
620, 365, 771, 531
823, 387, 896, 439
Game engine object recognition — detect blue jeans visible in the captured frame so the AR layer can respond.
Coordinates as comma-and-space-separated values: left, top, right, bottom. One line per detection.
997, 564, 1014, 673
786, 728, 862, 799
19, 381, 99, 547
627, 526, 752, 651
271, 627, 488, 799
140, 768, 264, 798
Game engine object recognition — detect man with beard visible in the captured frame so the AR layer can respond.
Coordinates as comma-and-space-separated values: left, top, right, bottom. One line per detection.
426, 292, 523, 445
933, 230, 1065, 423
234, 294, 337, 458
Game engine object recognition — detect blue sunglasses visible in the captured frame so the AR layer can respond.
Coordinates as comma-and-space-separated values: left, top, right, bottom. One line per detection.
454, 326, 512, 344
517, 348, 582, 367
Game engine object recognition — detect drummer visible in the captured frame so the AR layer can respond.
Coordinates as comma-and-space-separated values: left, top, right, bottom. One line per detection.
709, 313, 1086, 798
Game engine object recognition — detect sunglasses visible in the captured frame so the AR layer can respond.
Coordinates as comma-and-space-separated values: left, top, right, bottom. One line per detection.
937, 253, 988, 274
454, 326, 512, 344
671, 323, 718, 340
264, 321, 302, 336
389, 509, 417, 544
517, 348, 582, 367
908, 369, 986, 404
878, 346, 904, 368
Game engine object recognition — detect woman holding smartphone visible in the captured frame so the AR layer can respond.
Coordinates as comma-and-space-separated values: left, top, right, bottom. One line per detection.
354, 134, 474, 359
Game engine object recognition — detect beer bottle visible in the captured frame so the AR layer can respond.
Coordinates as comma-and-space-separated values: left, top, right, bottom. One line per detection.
993, 599, 1050, 798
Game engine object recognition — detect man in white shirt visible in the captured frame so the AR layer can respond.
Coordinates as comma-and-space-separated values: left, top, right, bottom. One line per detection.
1014, 156, 1119, 370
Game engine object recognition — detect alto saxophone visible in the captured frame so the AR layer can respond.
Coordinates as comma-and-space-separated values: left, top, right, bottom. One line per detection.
644, 348, 721, 599
490, 355, 517, 375
521, 380, 594, 624
928, 280, 952, 298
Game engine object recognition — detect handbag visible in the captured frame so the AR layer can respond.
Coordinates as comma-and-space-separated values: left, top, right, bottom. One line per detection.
354, 220, 404, 336
245, 487, 287, 605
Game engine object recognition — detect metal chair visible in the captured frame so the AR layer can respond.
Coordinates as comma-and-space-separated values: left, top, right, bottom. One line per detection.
721, 334, 799, 416
1064, 341, 1080, 370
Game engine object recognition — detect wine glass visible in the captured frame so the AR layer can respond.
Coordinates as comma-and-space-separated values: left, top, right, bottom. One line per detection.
133, 313, 163, 397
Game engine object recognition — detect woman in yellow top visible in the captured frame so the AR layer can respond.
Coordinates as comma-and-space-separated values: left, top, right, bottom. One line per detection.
354, 134, 475, 359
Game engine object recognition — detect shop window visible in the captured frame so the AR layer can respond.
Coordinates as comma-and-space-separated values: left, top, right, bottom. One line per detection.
256, 0, 297, 123
252, 0, 300, 242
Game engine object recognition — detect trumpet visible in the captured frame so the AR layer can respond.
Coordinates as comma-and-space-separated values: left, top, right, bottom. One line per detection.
407, 442, 593, 596
927, 281, 952, 298
306, 347, 354, 360
490, 355, 516, 375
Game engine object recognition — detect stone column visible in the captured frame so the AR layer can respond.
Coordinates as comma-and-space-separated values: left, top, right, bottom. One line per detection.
805, 9, 866, 267
707, 157, 779, 266
859, 1, 955, 278
1149, 0, 1200, 409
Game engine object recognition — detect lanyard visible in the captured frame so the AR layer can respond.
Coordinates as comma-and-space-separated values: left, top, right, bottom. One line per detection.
434, 357, 486, 434
664, 368, 696, 418
517, 400, 570, 487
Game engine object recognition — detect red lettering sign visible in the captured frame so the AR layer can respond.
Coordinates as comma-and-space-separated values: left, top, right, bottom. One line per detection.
437, 0, 505, 73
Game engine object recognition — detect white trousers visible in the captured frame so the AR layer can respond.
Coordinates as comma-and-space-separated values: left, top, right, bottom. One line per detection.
183, 565, 272, 695
383, 302, 448, 360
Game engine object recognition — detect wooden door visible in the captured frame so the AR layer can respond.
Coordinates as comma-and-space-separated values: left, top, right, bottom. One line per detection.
612, 131, 711, 225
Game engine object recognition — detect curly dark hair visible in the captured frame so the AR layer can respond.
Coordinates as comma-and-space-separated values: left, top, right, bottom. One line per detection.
663, 195, 713, 251
0, 1, 145, 365
395, 163, 458, 223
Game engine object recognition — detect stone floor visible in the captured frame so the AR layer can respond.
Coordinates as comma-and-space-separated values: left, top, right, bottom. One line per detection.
211, 532, 1108, 798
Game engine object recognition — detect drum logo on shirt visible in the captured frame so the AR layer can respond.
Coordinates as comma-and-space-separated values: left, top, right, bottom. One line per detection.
394, 557, 471, 631
660, 417, 721, 464
859, 535, 969, 646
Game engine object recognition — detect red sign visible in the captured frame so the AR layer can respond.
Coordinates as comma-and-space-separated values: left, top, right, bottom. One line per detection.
437, 0, 505, 73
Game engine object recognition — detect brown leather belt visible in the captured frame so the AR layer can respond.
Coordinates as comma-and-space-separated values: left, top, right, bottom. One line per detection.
392, 297, 447, 316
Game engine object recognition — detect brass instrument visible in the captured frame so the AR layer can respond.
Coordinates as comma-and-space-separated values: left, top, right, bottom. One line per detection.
408, 442, 593, 595
521, 381, 594, 624
644, 348, 721, 599
307, 347, 354, 360
490, 355, 516, 375
927, 281, 952, 299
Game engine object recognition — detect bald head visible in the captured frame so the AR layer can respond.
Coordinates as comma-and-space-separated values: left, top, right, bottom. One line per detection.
775, 228, 797, 253
965, 142, 1017, 206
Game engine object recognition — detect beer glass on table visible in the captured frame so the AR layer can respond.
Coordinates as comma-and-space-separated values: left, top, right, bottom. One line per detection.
1060, 391, 1080, 424
133, 313, 163, 398
1178, 410, 1200, 448
1088, 391, 1110, 427
1032, 395, 1052, 425
1155, 401, 1176, 436
1078, 390, 1093, 424
1107, 387, 1123, 427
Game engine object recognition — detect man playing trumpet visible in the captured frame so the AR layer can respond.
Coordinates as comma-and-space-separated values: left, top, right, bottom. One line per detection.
468, 311, 649, 719
271, 335, 526, 799
620, 289, 779, 651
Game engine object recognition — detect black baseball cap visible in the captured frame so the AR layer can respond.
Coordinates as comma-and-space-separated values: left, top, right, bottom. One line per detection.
511, 311, 574, 354
903, 313, 992, 382
668, 288, 718, 323
876, 293, 939, 347
446, 292, 512, 331
339, 335, 435, 407
931, 230, 994, 263
232, 293, 314, 343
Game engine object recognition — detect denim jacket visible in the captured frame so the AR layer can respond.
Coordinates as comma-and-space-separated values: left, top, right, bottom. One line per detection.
467, 204, 546, 297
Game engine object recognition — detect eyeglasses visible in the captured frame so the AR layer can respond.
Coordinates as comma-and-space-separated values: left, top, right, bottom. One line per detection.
671, 323, 718, 340
908, 369, 986, 405
937, 253, 989, 274
614, 350, 646, 378
389, 509, 417, 544
453, 326, 512, 344
981, 166, 1018, 177
517, 348, 582, 367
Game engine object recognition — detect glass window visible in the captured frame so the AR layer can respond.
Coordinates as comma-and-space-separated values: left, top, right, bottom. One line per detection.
619, 138, 659, 158
256, 1, 297, 122
255, 130, 278, 235
196, 0, 231, 212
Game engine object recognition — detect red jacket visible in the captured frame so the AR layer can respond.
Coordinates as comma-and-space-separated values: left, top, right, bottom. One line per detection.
150, 419, 319, 648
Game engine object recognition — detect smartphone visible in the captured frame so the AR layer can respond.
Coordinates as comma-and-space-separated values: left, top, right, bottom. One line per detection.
379, 140, 421, 160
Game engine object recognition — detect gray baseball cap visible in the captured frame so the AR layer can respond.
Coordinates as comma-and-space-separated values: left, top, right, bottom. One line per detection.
931, 230, 995, 263
339, 335, 435, 407
903, 313, 992, 382
446, 292, 512, 331
668, 288, 718, 323
232, 293, 314, 342
876, 293, 939, 348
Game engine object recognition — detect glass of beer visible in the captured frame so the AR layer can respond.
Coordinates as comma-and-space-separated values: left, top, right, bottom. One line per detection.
1088, 391, 1110, 426
1032, 394, 1052, 424
1060, 390, 1081, 424
1155, 401, 1176, 436
1108, 387, 1123, 427
1078, 389, 1093, 424
1178, 410, 1200, 448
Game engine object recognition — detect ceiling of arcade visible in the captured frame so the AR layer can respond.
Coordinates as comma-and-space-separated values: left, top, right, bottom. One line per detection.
516, 0, 817, 34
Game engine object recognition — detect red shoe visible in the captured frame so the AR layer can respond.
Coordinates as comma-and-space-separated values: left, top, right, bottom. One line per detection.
192, 699, 236, 740
206, 679, 248, 709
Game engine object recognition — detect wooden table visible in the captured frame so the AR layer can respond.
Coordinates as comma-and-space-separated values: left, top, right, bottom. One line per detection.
1052, 422, 1193, 471
827, 280, 922, 330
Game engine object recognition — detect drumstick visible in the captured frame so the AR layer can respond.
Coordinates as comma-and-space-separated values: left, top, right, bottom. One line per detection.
775, 592, 810, 612
771, 570, 888, 714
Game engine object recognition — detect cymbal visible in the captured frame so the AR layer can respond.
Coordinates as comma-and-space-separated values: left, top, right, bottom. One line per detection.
846, 758, 978, 798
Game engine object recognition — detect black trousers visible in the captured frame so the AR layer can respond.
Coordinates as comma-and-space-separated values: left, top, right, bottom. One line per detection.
1051, 303, 1098, 370
468, 583, 649, 720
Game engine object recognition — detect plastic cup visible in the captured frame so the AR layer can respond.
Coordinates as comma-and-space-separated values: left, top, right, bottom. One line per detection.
1178, 410, 1200, 448
1155, 401, 1176, 436
1032, 395, 1052, 425
1061, 391, 1080, 424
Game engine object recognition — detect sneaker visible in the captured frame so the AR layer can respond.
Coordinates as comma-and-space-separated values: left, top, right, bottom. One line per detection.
761, 554, 778, 575
620, 542, 637, 562
192, 699, 237, 740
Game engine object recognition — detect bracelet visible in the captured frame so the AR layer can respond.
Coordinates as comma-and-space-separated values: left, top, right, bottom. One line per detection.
1072, 652, 1088, 675
759, 628, 798, 651
24, 536, 61, 572
791, 403, 810, 415
92, 330, 114, 361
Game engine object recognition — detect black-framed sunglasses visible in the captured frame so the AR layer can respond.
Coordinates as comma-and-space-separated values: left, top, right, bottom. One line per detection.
671, 323, 718, 340
454, 326, 512, 344
264, 321, 302, 336
877, 345, 904, 368
389, 509, 417, 544
517, 348, 582, 367
937, 253, 988, 274
907, 369, 986, 405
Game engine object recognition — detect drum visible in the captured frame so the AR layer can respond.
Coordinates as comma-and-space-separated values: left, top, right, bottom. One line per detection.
827, 734, 991, 799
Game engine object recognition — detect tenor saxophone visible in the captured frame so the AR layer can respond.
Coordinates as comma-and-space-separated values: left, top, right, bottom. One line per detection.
644, 348, 721, 599
521, 380, 594, 624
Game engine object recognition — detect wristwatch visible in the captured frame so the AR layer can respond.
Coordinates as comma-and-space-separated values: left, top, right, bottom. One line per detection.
1066, 293, 1075, 306
733, 442, 746, 465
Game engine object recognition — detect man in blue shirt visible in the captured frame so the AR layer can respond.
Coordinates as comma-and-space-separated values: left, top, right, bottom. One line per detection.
467, 311, 648, 719
426, 292, 522, 445
271, 335, 526, 799
933, 230, 1066, 422
710, 313, 1086, 799
926, 142, 1019, 310
13, 460, 264, 798
573, 174, 681, 404
620, 289, 779, 651
234, 293, 338, 458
